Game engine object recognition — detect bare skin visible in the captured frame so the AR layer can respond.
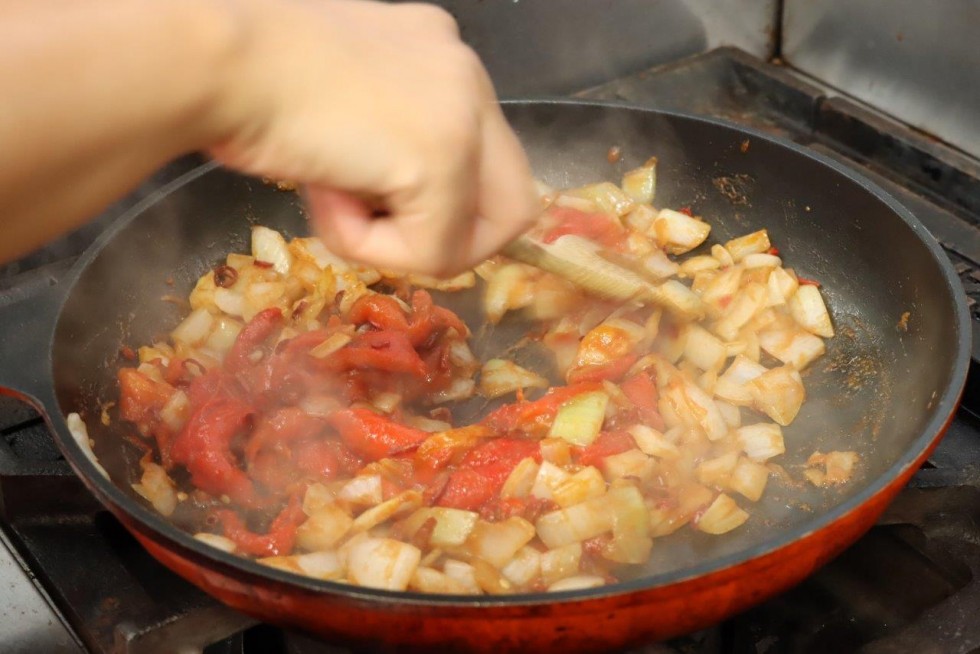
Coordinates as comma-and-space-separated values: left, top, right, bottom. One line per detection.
0, 0, 538, 274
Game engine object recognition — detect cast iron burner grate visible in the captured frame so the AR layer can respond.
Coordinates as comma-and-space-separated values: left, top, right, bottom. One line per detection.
3, 48, 980, 653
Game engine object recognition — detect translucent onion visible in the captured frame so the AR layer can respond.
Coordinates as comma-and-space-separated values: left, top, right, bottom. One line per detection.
697, 493, 749, 534
346, 537, 421, 591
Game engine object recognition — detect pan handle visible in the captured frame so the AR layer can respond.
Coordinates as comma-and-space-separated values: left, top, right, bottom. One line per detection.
0, 287, 62, 411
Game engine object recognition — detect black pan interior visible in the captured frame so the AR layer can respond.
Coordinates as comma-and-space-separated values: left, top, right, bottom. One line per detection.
50, 102, 965, 590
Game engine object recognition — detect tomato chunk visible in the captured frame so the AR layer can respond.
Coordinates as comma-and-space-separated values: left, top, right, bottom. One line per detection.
216, 494, 305, 557
542, 206, 626, 249
575, 431, 636, 467
328, 408, 430, 461
620, 372, 665, 431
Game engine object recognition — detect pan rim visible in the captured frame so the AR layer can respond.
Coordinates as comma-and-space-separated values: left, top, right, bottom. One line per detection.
49, 99, 972, 608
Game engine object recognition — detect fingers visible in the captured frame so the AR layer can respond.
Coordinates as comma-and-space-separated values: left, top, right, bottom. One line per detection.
465, 103, 540, 264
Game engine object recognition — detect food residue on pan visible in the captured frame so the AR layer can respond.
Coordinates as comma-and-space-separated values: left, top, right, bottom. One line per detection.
739, 139, 750, 154
712, 174, 752, 206
897, 311, 911, 332
606, 146, 623, 164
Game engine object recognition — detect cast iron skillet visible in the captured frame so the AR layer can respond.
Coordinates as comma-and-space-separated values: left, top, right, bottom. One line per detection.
0, 101, 970, 652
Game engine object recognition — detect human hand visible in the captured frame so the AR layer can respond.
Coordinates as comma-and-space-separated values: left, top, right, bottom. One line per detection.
209, 0, 538, 276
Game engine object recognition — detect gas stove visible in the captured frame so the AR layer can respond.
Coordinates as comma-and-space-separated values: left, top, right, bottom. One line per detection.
3, 48, 980, 654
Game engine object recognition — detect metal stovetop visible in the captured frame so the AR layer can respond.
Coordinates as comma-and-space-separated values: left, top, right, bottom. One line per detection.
3, 48, 980, 654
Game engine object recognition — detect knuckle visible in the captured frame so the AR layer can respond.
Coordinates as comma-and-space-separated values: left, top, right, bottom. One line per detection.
402, 3, 459, 37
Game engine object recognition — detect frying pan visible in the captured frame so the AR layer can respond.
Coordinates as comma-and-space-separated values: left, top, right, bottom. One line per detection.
0, 101, 970, 652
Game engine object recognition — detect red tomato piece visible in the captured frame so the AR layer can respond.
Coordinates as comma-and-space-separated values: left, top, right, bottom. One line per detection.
316, 330, 427, 378
224, 308, 284, 372
436, 469, 499, 511
481, 382, 603, 435
216, 494, 305, 557
118, 368, 175, 427
328, 408, 430, 461
620, 372, 666, 431
244, 407, 329, 463
347, 294, 410, 332
407, 290, 468, 347
170, 396, 257, 506
291, 439, 342, 481
575, 431, 636, 467
567, 354, 638, 383
542, 206, 626, 249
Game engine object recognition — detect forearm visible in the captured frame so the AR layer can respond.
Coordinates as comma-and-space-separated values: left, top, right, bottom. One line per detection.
0, 0, 241, 261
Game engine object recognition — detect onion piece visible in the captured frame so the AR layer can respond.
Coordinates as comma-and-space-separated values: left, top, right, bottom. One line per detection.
758, 327, 825, 370
466, 517, 536, 568
650, 209, 711, 255
730, 457, 769, 502
600, 449, 655, 482
749, 365, 805, 425
296, 503, 353, 551
479, 359, 549, 399
682, 324, 727, 372
411, 567, 473, 594
714, 355, 767, 406
531, 461, 572, 501
767, 267, 799, 306
132, 461, 178, 516
697, 494, 749, 534
696, 451, 738, 489
500, 458, 540, 499
551, 466, 606, 508
570, 182, 635, 216
624, 204, 657, 232
309, 332, 352, 359
789, 285, 835, 338
483, 263, 535, 324
251, 226, 293, 275
260, 551, 345, 581
724, 230, 770, 262
548, 575, 605, 592
500, 546, 542, 588
622, 162, 656, 204
628, 424, 680, 458
346, 537, 421, 591
539, 542, 583, 586
194, 533, 237, 553
604, 484, 652, 564
159, 390, 190, 432
735, 423, 785, 462
442, 559, 482, 594
338, 475, 383, 506
66, 413, 109, 479
548, 391, 609, 446
171, 307, 213, 346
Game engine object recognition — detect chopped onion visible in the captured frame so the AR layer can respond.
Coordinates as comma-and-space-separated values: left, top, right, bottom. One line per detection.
442, 559, 481, 594
570, 182, 635, 216
296, 503, 353, 551
194, 533, 237, 553
683, 324, 727, 372
132, 461, 178, 516
730, 457, 769, 502
806, 450, 859, 486
548, 391, 609, 446
338, 475, 383, 505
500, 458, 540, 499
479, 359, 549, 399
642, 249, 681, 280
697, 493, 749, 534
309, 332, 352, 359
500, 546, 542, 588
621, 163, 656, 204
483, 263, 535, 324
251, 226, 293, 275
430, 378, 476, 404
696, 451, 738, 488
758, 328, 825, 370
410, 567, 473, 594
600, 449, 655, 482
352, 490, 422, 533
536, 495, 614, 549
789, 285, 835, 338
531, 461, 572, 501
401, 507, 480, 548
171, 307, 214, 346
260, 551, 345, 581
724, 230, 770, 262
538, 438, 572, 467
735, 423, 785, 462
624, 204, 657, 232
205, 316, 243, 353
749, 365, 805, 425
678, 255, 721, 278
711, 244, 735, 268
66, 413, 109, 479
650, 209, 711, 255
539, 542, 583, 586
214, 288, 246, 317
302, 483, 335, 515
550, 466, 606, 508
159, 390, 189, 432
548, 575, 605, 592
628, 424, 680, 458
742, 253, 782, 269
714, 355, 767, 405
713, 283, 767, 342
767, 267, 799, 306
346, 537, 421, 591
466, 517, 536, 568
604, 484, 652, 564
